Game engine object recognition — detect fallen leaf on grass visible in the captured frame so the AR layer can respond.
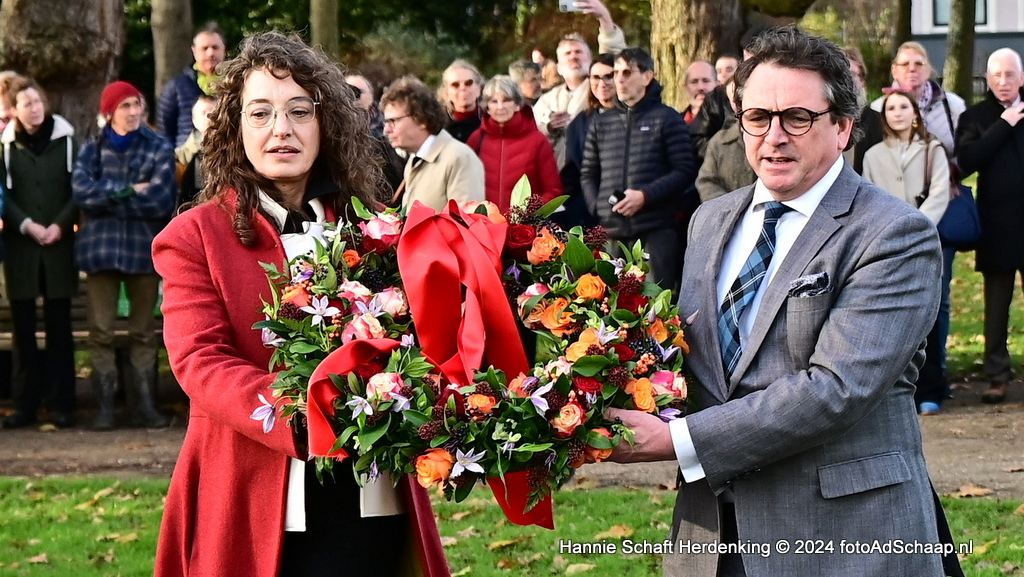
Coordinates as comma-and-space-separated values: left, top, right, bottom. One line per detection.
594, 525, 634, 540
27, 539, 40, 546
440, 536, 459, 548
1008, 467, 1024, 473
88, 549, 116, 565
97, 532, 139, 543
456, 526, 479, 539
451, 567, 472, 577
27, 554, 48, 564
37, 424, 58, 432
1014, 504, 1024, 516
946, 483, 994, 498
566, 563, 596, 574
488, 536, 531, 551
968, 540, 998, 556
75, 483, 120, 510
1001, 562, 1020, 574
450, 510, 473, 522
496, 553, 545, 570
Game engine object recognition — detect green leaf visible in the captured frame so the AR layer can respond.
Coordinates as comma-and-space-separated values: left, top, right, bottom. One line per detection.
510, 174, 532, 210
586, 430, 614, 449
338, 425, 359, 447
350, 196, 374, 220
453, 476, 477, 502
514, 443, 554, 453
563, 234, 596, 277
594, 259, 618, 286
572, 355, 612, 377
610, 308, 638, 325
533, 195, 569, 219
289, 341, 320, 355
357, 414, 391, 450
403, 409, 429, 427
321, 265, 338, 292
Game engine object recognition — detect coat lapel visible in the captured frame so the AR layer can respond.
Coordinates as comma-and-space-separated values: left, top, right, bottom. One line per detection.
727, 166, 857, 393
690, 186, 754, 403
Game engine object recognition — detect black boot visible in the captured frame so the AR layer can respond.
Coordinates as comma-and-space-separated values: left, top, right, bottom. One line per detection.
91, 372, 118, 431
130, 367, 170, 428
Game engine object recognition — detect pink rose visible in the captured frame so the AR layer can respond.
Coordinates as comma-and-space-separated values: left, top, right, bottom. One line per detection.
359, 213, 403, 252
341, 313, 385, 343
376, 287, 408, 317
516, 283, 550, 319
366, 372, 405, 401
650, 370, 687, 399
339, 280, 373, 307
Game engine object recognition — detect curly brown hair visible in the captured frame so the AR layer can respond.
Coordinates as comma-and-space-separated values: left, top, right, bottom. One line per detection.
380, 76, 448, 135
199, 31, 384, 245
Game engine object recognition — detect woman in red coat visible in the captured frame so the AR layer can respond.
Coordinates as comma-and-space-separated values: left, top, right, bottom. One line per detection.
151, 32, 449, 577
467, 76, 561, 213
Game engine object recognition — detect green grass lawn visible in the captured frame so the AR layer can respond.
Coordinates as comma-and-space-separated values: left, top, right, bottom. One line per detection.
0, 478, 1021, 576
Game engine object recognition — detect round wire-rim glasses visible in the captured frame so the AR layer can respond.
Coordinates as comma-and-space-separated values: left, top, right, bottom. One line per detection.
242, 97, 320, 129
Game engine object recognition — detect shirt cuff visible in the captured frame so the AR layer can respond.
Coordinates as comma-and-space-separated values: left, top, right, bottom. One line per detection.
669, 416, 707, 483
19, 218, 34, 235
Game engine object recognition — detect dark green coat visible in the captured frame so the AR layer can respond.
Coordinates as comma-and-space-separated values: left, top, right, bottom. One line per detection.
1, 114, 78, 300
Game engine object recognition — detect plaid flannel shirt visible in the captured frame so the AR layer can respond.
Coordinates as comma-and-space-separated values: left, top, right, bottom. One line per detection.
72, 125, 176, 274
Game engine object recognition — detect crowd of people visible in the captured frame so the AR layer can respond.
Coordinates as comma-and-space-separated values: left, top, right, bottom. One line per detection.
0, 6, 1019, 575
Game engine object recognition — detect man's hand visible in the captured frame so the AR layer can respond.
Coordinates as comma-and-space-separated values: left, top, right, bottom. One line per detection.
41, 224, 62, 246
548, 111, 571, 131
1000, 105, 1024, 127
25, 221, 49, 245
606, 408, 676, 463
132, 181, 151, 193
576, 0, 615, 31
612, 188, 646, 217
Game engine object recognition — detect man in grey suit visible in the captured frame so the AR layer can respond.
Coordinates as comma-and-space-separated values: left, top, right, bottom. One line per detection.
609, 28, 953, 577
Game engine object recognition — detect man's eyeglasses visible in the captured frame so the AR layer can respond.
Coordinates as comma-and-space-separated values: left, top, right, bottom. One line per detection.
736, 107, 834, 137
383, 114, 411, 128
242, 98, 318, 128
590, 73, 614, 83
449, 79, 475, 89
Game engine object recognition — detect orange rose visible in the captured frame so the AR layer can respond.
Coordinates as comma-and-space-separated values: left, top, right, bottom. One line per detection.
672, 329, 690, 355
416, 448, 455, 489
466, 393, 496, 418
507, 374, 532, 398
566, 328, 603, 362
647, 318, 669, 343
281, 284, 311, 308
575, 273, 606, 301
585, 427, 614, 464
461, 200, 507, 224
343, 249, 361, 268
551, 400, 585, 438
527, 227, 565, 265
524, 302, 546, 328
540, 297, 574, 337
626, 378, 656, 412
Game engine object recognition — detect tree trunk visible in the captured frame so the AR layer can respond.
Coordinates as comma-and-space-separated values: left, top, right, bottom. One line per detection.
893, 0, 912, 49
943, 0, 976, 98
0, 0, 124, 140
650, 0, 744, 110
151, 0, 193, 99
310, 0, 340, 60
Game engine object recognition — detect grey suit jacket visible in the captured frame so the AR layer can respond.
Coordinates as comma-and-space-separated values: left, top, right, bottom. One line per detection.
666, 164, 946, 577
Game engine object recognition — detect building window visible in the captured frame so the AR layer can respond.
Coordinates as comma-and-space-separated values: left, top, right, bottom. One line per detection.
933, 0, 987, 26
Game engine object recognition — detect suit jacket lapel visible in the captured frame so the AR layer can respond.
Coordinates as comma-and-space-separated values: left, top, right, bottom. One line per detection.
727, 166, 857, 394
692, 186, 753, 403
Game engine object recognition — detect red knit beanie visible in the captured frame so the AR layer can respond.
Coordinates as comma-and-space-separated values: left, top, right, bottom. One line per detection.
99, 81, 143, 117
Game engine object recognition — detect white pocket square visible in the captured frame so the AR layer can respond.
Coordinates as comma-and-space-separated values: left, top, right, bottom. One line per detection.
788, 272, 831, 298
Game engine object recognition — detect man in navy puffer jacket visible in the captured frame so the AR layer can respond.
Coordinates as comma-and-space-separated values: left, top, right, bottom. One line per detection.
157, 23, 225, 147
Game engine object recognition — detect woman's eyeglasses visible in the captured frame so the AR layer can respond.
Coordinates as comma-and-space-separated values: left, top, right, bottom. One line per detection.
242, 97, 319, 128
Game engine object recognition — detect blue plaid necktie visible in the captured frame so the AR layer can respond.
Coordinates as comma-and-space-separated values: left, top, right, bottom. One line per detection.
718, 201, 794, 378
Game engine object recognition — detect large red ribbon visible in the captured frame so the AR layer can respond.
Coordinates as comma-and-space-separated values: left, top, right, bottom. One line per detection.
307, 338, 403, 458
487, 471, 555, 530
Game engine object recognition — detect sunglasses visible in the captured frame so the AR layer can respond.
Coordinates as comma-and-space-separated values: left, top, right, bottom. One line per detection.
590, 73, 614, 83
449, 79, 475, 89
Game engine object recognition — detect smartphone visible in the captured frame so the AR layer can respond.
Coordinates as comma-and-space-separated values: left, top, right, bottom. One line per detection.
558, 0, 585, 12
608, 194, 620, 205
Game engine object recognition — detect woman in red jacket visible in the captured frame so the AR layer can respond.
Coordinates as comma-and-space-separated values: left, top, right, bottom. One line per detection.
467, 76, 561, 213
150, 32, 449, 577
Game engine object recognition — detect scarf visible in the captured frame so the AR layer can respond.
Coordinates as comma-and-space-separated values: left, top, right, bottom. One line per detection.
103, 124, 139, 153
15, 114, 55, 155
194, 63, 221, 96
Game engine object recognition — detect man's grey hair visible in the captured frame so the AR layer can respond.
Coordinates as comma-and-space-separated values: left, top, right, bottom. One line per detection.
987, 47, 1023, 74
508, 59, 541, 84
734, 27, 863, 148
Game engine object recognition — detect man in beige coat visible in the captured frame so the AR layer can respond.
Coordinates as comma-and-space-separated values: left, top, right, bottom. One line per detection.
381, 76, 484, 212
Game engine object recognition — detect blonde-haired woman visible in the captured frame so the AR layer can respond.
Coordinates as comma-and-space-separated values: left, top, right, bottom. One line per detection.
440, 59, 483, 142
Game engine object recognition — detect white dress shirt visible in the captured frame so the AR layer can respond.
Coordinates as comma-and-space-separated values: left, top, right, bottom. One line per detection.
670, 155, 845, 482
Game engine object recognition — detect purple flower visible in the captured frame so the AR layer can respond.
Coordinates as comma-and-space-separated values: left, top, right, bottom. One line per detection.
544, 452, 557, 469
390, 392, 411, 412
656, 341, 680, 363
291, 264, 315, 283
658, 408, 682, 422
301, 295, 341, 326
400, 334, 416, 348
529, 382, 553, 416
346, 395, 373, 418
505, 263, 521, 282
368, 461, 381, 484
451, 448, 486, 478
595, 321, 619, 346
261, 327, 285, 348
250, 394, 276, 433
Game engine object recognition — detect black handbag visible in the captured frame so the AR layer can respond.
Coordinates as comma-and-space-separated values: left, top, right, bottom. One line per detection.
916, 138, 982, 251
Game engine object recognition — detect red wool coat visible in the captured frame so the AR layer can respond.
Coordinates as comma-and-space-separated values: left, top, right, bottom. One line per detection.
151, 191, 450, 577
466, 106, 562, 213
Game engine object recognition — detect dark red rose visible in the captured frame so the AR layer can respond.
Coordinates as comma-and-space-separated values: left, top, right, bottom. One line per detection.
506, 224, 537, 260
611, 343, 636, 362
572, 376, 602, 395
352, 359, 385, 382
617, 293, 649, 314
